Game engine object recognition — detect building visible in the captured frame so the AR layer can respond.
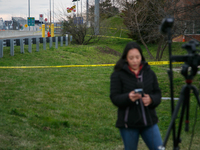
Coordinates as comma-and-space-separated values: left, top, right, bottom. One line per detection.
0, 17, 3, 29
12, 17, 26, 30
4, 20, 13, 30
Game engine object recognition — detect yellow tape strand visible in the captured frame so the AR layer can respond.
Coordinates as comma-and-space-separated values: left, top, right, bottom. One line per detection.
148, 61, 184, 65
0, 61, 184, 69
86, 35, 131, 40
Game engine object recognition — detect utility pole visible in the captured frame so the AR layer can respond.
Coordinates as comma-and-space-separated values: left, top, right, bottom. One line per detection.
81, 0, 82, 18
49, 0, 51, 31
86, 0, 89, 25
53, 0, 54, 24
77, 0, 78, 17
94, 0, 99, 35
77, 1, 78, 25
28, 0, 30, 31
73, 1, 76, 18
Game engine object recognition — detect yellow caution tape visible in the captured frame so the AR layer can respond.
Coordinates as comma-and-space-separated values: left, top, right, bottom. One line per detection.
148, 61, 184, 65
0, 61, 184, 69
103, 35, 131, 40
100, 27, 128, 31
86, 34, 131, 40
0, 64, 115, 69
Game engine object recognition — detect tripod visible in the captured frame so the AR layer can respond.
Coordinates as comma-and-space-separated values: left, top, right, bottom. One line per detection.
161, 63, 200, 150
160, 17, 200, 149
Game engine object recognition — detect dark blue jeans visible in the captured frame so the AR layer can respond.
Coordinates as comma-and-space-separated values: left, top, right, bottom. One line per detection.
119, 124, 163, 150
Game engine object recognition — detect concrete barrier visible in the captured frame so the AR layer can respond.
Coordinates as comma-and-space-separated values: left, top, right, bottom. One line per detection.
0, 30, 42, 39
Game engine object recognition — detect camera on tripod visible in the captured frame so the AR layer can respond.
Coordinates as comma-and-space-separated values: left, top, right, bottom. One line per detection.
171, 40, 200, 80
159, 17, 200, 150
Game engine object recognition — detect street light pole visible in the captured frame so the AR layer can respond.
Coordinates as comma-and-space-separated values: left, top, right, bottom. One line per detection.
81, 0, 82, 18
28, 0, 30, 31
86, 0, 89, 25
77, 0, 78, 17
94, 0, 99, 35
28, 0, 30, 19
53, 0, 54, 24
49, 0, 51, 30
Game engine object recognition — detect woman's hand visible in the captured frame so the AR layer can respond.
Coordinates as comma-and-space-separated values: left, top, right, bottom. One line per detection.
142, 94, 152, 106
129, 91, 142, 102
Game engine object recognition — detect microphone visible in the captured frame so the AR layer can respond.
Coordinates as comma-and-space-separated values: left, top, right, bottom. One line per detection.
159, 17, 174, 34
135, 81, 144, 97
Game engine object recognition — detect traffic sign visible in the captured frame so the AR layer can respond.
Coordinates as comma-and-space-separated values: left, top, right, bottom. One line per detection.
39, 14, 43, 22
27, 17, 35, 26
24, 24, 28, 28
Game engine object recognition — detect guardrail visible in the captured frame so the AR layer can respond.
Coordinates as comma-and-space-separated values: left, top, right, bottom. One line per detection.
0, 35, 72, 58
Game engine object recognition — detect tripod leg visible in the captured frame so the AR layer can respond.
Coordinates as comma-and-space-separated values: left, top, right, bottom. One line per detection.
162, 85, 187, 147
175, 88, 190, 149
191, 85, 200, 106
185, 94, 190, 132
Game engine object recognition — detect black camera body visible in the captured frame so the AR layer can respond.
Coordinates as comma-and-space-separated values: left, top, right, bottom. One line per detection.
171, 40, 200, 80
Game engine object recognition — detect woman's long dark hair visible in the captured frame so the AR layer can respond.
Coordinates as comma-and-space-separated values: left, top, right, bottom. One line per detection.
114, 42, 146, 71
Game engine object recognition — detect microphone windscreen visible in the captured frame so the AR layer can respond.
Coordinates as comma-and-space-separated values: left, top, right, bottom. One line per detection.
137, 81, 143, 89
160, 17, 174, 34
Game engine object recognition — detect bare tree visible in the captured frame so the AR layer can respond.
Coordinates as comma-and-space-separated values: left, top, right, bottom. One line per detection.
56, 2, 102, 45
173, 0, 200, 35
117, 0, 168, 60
61, 16, 104, 45
116, 0, 200, 60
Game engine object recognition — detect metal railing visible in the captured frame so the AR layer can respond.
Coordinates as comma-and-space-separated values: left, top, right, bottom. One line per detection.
0, 35, 72, 58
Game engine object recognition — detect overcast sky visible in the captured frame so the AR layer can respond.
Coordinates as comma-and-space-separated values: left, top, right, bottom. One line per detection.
0, 0, 89, 21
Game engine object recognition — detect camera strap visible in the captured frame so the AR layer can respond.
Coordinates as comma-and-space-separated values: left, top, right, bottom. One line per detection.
138, 72, 147, 126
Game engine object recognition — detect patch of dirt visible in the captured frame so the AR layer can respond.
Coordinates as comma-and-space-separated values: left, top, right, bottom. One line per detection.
96, 46, 121, 56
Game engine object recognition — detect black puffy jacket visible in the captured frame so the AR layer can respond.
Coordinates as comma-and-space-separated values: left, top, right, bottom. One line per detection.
110, 62, 161, 128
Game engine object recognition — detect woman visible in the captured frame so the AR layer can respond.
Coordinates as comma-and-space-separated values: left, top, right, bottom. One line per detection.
110, 42, 162, 150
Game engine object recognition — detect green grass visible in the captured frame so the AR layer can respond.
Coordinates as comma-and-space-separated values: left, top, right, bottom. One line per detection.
0, 38, 200, 149
100, 15, 129, 38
